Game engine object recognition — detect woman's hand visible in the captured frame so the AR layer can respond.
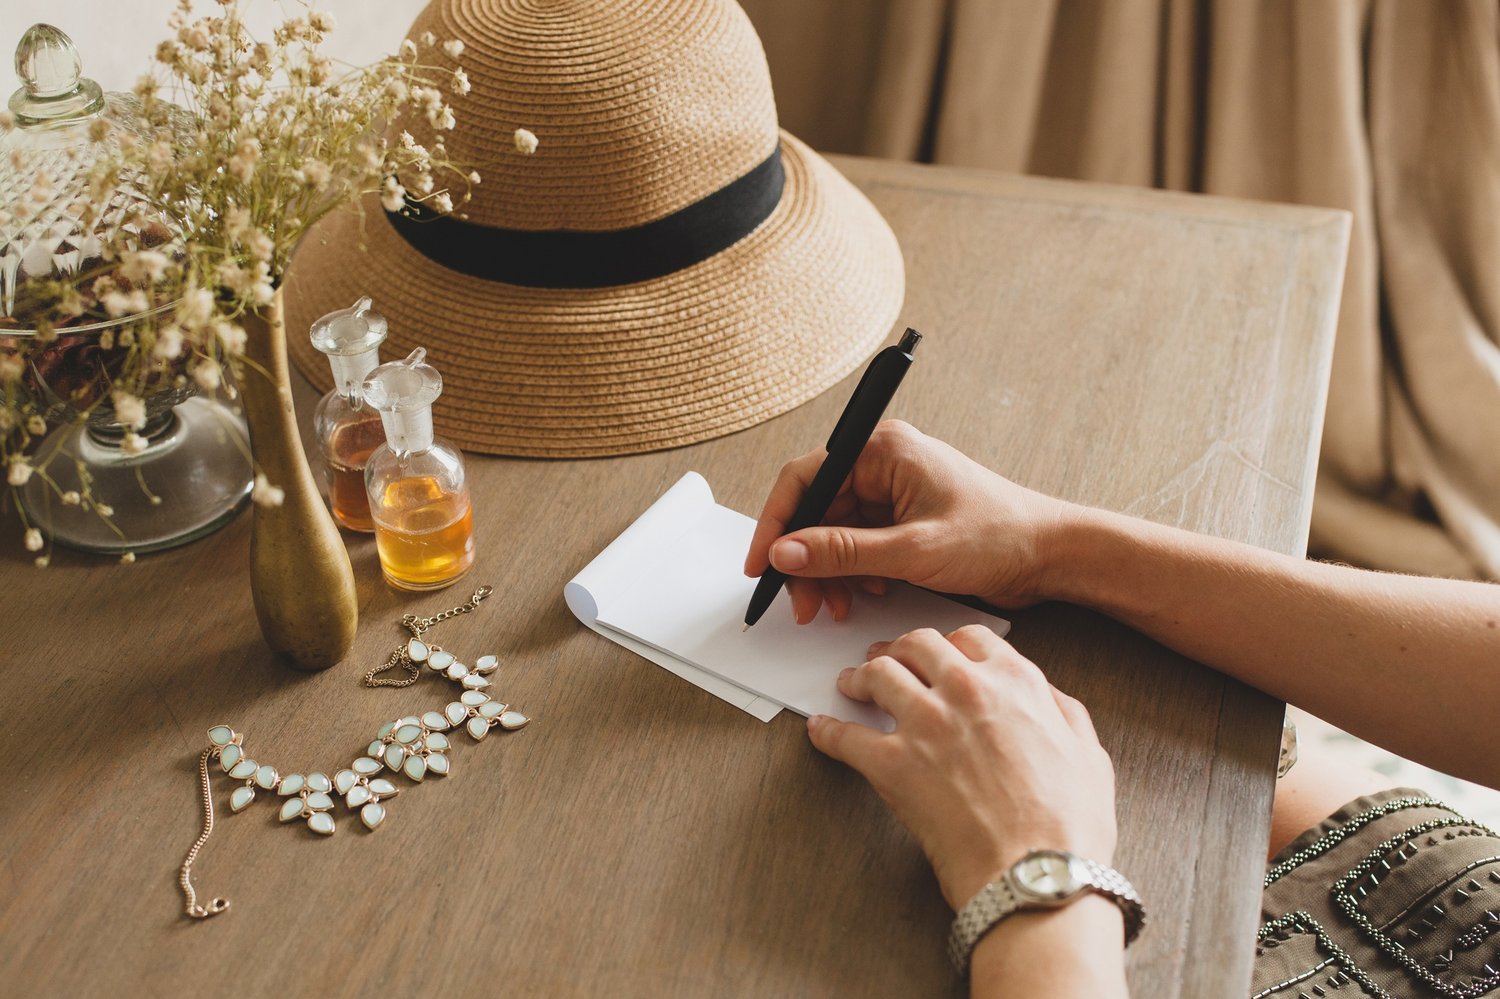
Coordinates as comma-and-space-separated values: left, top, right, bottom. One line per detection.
743, 420, 1069, 624
807, 625, 1118, 911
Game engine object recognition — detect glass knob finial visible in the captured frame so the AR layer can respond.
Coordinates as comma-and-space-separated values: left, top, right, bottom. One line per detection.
9, 23, 104, 124
17, 24, 82, 98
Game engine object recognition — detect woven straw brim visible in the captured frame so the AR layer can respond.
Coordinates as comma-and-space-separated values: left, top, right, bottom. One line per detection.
284, 133, 904, 458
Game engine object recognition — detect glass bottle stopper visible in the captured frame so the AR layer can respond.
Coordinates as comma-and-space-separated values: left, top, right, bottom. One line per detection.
9, 24, 105, 126
363, 348, 442, 457
310, 296, 388, 399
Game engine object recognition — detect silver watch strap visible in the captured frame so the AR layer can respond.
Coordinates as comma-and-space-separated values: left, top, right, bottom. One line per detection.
1073, 856, 1146, 946
947, 879, 1020, 974
947, 853, 1146, 976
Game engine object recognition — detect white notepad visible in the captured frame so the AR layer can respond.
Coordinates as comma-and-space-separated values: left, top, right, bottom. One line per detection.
565, 472, 1011, 729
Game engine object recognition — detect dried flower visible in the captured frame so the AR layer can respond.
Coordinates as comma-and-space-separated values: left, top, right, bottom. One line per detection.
24, 528, 43, 552
514, 128, 539, 155
25, 415, 46, 436
0, 110, 14, 130
61, 491, 80, 506
176, 288, 214, 329
121, 432, 148, 455
102, 289, 149, 318
33, 555, 49, 569
302, 159, 331, 186
7, 458, 34, 486
432, 192, 454, 213
112, 391, 148, 430
443, 39, 465, 59
192, 360, 222, 391
120, 249, 171, 284
152, 324, 185, 360
213, 321, 247, 355
120, 552, 136, 565
382, 177, 407, 213
252, 473, 285, 507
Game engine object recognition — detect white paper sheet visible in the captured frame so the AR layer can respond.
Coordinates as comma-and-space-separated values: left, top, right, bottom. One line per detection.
565, 472, 1011, 729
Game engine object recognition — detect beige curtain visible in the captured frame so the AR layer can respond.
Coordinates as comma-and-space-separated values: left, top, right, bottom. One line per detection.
744, 0, 1500, 579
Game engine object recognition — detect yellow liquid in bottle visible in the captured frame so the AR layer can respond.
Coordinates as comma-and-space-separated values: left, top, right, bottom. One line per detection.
372, 477, 475, 590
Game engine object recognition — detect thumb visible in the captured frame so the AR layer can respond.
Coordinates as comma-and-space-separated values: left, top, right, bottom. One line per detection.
769, 523, 918, 580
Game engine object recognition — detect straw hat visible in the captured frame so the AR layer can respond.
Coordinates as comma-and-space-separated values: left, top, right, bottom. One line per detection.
284, 0, 904, 457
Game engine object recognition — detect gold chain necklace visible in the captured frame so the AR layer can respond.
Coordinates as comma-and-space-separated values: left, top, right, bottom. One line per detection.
178, 586, 529, 919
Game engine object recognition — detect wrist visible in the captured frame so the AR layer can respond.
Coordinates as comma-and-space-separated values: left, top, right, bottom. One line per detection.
1035, 503, 1133, 609
969, 894, 1127, 997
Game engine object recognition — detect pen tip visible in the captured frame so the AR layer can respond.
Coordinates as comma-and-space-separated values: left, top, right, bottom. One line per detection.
741, 624, 749, 632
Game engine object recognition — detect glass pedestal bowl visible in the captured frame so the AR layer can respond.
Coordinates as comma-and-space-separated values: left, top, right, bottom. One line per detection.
13, 321, 253, 554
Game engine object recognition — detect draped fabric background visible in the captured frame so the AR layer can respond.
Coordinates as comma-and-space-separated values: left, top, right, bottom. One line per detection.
741, 0, 1500, 580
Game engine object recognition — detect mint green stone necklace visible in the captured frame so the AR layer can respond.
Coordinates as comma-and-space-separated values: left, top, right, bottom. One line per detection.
178, 587, 531, 919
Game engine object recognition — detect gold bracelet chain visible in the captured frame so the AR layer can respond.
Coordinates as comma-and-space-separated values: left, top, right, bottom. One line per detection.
364, 586, 493, 688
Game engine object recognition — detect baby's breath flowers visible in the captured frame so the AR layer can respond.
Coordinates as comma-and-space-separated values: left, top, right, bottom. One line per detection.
2, 0, 500, 562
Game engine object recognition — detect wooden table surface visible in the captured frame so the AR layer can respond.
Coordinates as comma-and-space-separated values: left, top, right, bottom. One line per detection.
0, 156, 1348, 998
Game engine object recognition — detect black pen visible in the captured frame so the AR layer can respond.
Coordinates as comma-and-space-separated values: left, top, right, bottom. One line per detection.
743, 327, 923, 629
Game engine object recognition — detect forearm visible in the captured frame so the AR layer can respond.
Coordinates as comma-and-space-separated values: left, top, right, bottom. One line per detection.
969, 895, 1127, 999
1043, 506, 1500, 787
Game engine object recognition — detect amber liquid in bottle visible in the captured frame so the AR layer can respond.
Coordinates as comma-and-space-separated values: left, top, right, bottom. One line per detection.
325, 419, 385, 532
371, 476, 475, 590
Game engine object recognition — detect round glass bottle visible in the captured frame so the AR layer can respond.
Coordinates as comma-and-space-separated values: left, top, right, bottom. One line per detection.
362, 348, 474, 589
310, 297, 387, 532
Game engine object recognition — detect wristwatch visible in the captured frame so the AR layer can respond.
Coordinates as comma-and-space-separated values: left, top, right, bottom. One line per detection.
947, 848, 1146, 975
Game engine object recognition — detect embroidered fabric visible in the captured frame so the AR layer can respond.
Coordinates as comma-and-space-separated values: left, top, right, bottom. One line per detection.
1253, 789, 1500, 999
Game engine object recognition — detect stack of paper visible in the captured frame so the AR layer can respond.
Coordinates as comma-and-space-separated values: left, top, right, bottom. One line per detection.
565, 472, 1011, 729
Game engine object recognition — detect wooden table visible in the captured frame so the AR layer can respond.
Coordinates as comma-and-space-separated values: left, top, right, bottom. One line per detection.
0, 157, 1348, 997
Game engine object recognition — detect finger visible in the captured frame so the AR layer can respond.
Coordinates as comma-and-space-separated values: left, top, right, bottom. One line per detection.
745, 449, 833, 576
822, 579, 854, 622
944, 624, 1009, 663
769, 523, 922, 581
838, 656, 928, 714
806, 713, 888, 774
853, 576, 888, 597
1050, 686, 1101, 744
824, 490, 862, 527
878, 627, 962, 685
787, 577, 824, 625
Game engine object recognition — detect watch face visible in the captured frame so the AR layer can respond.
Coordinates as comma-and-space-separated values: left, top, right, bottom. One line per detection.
1012, 850, 1084, 902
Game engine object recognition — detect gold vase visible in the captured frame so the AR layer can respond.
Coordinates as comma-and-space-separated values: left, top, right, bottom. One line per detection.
237, 287, 358, 670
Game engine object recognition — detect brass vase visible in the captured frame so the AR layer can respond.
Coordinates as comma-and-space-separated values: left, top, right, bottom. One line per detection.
238, 288, 358, 670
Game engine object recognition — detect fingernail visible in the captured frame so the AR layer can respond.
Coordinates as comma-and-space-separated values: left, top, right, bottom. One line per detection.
772, 539, 809, 570
806, 714, 827, 732
839, 667, 854, 680
866, 641, 887, 657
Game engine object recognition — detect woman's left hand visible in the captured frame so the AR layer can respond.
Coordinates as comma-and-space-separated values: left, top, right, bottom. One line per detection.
806, 625, 1118, 911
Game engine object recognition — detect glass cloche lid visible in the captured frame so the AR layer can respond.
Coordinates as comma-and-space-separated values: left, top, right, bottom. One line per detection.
0, 23, 179, 333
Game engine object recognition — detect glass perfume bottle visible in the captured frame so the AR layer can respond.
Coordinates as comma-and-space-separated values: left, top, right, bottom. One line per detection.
311, 297, 388, 532
362, 348, 475, 590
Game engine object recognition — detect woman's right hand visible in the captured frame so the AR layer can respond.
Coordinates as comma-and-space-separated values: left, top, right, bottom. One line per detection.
743, 420, 1071, 623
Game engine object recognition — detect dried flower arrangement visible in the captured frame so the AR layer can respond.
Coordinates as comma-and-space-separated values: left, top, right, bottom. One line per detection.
0, 0, 534, 564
